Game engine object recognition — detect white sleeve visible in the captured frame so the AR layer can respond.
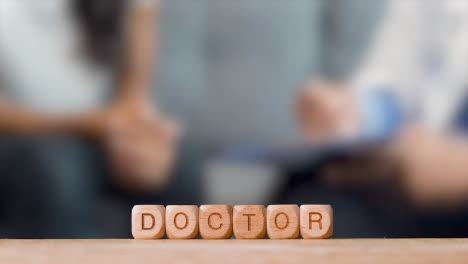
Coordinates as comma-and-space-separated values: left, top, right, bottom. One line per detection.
350, 0, 426, 93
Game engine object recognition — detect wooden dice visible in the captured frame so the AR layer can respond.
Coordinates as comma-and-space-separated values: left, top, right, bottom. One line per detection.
131, 204, 333, 239
233, 205, 266, 239
166, 205, 199, 239
267, 205, 300, 239
199, 205, 233, 239
132, 205, 165, 239
300, 205, 333, 239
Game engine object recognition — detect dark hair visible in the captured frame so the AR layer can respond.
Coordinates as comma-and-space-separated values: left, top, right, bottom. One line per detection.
73, 0, 128, 68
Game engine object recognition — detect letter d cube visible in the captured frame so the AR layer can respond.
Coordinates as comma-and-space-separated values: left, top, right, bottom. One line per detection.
132, 205, 165, 239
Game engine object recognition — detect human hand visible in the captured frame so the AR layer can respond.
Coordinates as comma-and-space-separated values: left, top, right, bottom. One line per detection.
103, 97, 181, 193
391, 125, 468, 208
320, 125, 468, 209
296, 80, 360, 143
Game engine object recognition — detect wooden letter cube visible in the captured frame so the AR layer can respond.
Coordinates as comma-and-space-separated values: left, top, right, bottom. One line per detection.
166, 205, 199, 239
300, 205, 333, 239
267, 204, 299, 239
132, 205, 165, 239
199, 205, 233, 239
233, 205, 266, 239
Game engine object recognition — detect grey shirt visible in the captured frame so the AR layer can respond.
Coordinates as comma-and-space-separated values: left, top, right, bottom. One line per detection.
156, 0, 382, 151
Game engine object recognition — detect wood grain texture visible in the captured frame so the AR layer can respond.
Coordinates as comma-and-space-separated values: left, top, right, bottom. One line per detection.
233, 205, 266, 239
199, 205, 233, 239
2, 239, 468, 264
166, 205, 199, 239
131, 205, 165, 239
267, 205, 300, 239
300, 205, 333, 239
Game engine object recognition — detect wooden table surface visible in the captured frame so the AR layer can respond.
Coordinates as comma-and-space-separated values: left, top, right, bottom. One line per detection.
1, 239, 468, 264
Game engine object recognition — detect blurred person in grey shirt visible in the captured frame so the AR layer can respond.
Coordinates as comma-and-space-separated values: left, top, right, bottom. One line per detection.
0, 0, 180, 238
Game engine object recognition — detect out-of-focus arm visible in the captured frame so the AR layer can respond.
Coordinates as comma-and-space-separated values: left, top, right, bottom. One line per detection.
0, 103, 107, 138
0, 0, 162, 138
0, 67, 106, 137
115, 0, 161, 102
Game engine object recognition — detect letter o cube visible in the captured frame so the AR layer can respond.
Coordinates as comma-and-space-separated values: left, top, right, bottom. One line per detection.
199, 205, 233, 239
132, 205, 165, 239
166, 205, 199, 239
267, 205, 299, 239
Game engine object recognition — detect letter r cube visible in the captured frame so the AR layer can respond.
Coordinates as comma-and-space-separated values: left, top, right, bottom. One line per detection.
300, 205, 333, 239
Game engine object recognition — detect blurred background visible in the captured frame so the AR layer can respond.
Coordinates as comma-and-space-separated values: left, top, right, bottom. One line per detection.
1, 0, 468, 238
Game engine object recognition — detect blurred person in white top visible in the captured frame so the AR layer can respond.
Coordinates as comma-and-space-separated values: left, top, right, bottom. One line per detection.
297, 0, 468, 208
0, 0, 179, 193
